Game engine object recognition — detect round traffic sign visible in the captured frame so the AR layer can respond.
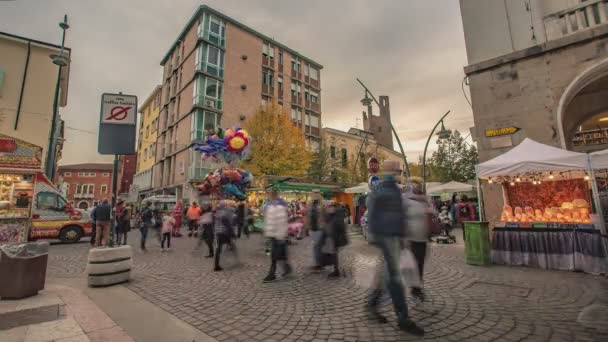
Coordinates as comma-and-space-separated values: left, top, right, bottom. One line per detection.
367, 157, 380, 174
368, 175, 381, 192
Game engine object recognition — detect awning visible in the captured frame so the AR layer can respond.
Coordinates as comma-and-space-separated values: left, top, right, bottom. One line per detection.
427, 181, 475, 195
268, 181, 342, 193
344, 183, 369, 194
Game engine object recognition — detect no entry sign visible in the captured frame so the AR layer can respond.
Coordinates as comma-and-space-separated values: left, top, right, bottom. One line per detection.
367, 157, 380, 174
98, 93, 137, 155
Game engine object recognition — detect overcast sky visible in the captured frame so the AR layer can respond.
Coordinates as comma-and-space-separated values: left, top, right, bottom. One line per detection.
0, 0, 473, 165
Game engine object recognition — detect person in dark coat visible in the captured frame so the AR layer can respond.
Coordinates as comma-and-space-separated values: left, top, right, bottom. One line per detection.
321, 203, 348, 278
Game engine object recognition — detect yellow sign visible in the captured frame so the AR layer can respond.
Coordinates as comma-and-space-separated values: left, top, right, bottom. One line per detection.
485, 127, 520, 137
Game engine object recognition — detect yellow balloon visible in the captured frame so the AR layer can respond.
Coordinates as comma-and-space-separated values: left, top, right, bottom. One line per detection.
229, 136, 246, 151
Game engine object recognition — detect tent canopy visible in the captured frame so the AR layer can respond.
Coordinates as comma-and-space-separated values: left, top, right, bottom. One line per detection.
344, 183, 369, 194
590, 149, 608, 170
427, 181, 475, 195
476, 138, 589, 179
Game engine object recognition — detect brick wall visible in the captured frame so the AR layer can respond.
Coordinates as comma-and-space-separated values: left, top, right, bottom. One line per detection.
60, 169, 113, 209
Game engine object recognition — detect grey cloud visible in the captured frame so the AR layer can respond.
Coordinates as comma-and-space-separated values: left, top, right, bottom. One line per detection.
0, 0, 473, 165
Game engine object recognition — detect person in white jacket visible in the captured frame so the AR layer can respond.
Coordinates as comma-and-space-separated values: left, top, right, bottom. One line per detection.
263, 190, 293, 283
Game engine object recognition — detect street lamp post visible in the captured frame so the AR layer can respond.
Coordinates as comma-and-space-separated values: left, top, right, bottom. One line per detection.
356, 78, 410, 178
45, 14, 70, 181
422, 111, 452, 194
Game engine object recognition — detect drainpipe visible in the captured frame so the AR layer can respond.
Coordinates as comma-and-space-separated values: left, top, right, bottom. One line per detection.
15, 41, 31, 130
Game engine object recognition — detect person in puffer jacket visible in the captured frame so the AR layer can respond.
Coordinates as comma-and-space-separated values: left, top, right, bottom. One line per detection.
263, 190, 292, 283
213, 201, 237, 271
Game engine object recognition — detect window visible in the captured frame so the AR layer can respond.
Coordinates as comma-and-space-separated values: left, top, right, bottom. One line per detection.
304, 64, 309, 77
101, 184, 108, 194
341, 148, 348, 167
278, 51, 283, 65
78, 172, 85, 177
207, 45, 220, 66
310, 90, 319, 104
278, 76, 283, 93
310, 67, 319, 80
310, 115, 320, 128
144, 148, 148, 160
262, 43, 274, 57
149, 146, 154, 159
291, 107, 298, 121
102, 172, 110, 177
64, 172, 71, 177
191, 110, 218, 141
209, 15, 224, 38
205, 77, 221, 99
146, 125, 150, 138
87, 172, 96, 177
36, 192, 66, 211
330, 146, 336, 159
291, 82, 301, 98
262, 70, 273, 86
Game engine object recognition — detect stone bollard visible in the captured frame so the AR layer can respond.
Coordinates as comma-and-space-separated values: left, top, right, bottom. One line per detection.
86, 245, 133, 287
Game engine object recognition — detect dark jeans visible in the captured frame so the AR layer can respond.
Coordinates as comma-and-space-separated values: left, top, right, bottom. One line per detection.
140, 226, 149, 250
188, 219, 198, 236
410, 241, 427, 286
90, 223, 97, 246
198, 223, 214, 256
368, 236, 408, 318
268, 239, 291, 276
161, 232, 171, 248
116, 231, 128, 246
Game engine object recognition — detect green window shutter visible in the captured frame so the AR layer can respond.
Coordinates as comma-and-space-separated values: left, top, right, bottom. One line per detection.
0, 67, 5, 92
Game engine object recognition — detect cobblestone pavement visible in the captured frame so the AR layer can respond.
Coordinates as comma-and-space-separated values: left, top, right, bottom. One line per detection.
47, 232, 608, 342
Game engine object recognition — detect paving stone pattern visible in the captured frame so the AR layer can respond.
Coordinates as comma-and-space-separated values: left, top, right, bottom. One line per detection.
47, 233, 608, 341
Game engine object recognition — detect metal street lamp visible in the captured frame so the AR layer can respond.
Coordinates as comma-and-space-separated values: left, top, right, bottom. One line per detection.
422, 111, 451, 194
45, 14, 70, 181
356, 79, 410, 178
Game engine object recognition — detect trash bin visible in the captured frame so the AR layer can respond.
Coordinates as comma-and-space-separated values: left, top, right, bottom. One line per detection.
464, 221, 491, 266
0, 241, 49, 299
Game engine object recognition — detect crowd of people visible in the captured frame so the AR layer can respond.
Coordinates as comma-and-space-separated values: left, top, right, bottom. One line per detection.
87, 160, 436, 336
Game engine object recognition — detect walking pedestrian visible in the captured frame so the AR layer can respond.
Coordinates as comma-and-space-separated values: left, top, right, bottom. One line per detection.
366, 160, 424, 336
321, 203, 348, 278
161, 213, 175, 251
116, 202, 131, 246
153, 209, 163, 244
306, 191, 324, 270
94, 199, 112, 247
90, 203, 97, 246
403, 179, 431, 301
263, 190, 292, 283
236, 201, 246, 238
199, 203, 214, 258
186, 202, 202, 237
214, 201, 235, 271
172, 201, 183, 237
139, 202, 153, 251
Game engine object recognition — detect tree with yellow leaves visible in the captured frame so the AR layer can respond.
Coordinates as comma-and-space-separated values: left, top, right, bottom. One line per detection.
241, 103, 312, 177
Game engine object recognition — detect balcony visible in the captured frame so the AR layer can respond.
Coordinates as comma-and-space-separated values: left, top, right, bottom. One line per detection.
263, 55, 274, 69
544, 0, 608, 41
193, 95, 223, 111
291, 94, 301, 105
188, 166, 211, 181
310, 78, 320, 89
262, 84, 274, 96
291, 69, 301, 80
311, 101, 320, 113
73, 193, 94, 199
278, 63, 283, 73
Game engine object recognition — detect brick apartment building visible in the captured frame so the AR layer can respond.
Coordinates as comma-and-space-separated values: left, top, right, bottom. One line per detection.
56, 163, 113, 210
151, 5, 323, 202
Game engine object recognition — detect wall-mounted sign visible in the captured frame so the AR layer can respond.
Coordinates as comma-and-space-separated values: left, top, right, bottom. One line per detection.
485, 126, 520, 137
368, 175, 381, 192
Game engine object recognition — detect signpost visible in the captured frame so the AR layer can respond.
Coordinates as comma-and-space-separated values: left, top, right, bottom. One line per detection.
485, 126, 520, 138
98, 93, 137, 246
368, 175, 381, 192
367, 157, 379, 174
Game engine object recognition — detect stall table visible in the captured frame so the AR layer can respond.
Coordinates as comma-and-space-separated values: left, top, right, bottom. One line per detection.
491, 223, 607, 274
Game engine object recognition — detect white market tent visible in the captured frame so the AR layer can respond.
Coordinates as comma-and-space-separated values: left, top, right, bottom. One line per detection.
427, 181, 475, 195
344, 183, 369, 194
476, 138, 589, 179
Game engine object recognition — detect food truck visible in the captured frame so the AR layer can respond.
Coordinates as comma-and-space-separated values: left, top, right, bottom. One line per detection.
0, 135, 91, 245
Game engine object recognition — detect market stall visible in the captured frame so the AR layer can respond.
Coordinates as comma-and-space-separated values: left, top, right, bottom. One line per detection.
476, 138, 608, 274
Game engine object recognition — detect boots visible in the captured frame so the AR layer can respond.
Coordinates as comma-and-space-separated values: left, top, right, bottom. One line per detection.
397, 312, 424, 336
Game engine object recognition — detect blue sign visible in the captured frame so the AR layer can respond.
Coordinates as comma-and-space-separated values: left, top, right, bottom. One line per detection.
368, 175, 381, 192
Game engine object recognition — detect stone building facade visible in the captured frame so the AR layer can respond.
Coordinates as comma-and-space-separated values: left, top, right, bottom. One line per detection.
56, 163, 114, 210
460, 0, 608, 222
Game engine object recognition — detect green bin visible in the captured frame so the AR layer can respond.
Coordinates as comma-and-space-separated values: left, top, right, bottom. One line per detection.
464, 221, 491, 266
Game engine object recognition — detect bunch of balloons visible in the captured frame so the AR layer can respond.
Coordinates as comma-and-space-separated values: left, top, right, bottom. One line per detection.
196, 168, 253, 200
194, 127, 251, 165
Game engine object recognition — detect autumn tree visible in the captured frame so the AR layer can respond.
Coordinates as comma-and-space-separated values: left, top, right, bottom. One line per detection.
427, 130, 478, 182
241, 103, 313, 177
309, 142, 341, 182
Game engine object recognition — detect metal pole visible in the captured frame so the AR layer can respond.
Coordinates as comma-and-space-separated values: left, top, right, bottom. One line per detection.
587, 154, 608, 258
356, 78, 410, 178
111, 154, 119, 246
45, 15, 68, 181
422, 110, 451, 194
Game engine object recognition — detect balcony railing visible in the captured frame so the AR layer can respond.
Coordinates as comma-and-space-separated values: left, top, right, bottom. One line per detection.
262, 84, 274, 96
263, 55, 274, 68
291, 94, 301, 105
73, 193, 94, 199
544, 0, 608, 41
278, 63, 283, 73
311, 101, 320, 113
188, 166, 212, 181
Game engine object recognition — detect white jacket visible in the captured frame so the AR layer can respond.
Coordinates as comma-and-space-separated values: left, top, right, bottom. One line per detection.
264, 203, 288, 239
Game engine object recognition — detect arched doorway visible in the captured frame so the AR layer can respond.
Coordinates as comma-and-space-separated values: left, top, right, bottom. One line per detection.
78, 201, 89, 210
558, 57, 608, 151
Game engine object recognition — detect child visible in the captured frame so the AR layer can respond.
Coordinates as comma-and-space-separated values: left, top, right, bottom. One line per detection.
161, 214, 175, 251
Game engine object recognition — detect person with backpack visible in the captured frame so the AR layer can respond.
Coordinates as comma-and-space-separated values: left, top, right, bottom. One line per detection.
366, 160, 424, 336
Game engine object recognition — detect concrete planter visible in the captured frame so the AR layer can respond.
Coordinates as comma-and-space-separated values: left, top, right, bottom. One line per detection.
86, 245, 132, 287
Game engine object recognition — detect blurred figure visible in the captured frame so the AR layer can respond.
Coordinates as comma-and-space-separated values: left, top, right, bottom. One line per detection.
172, 201, 183, 237
366, 161, 424, 336
263, 190, 292, 282
94, 199, 112, 247
161, 212, 175, 251
236, 201, 246, 238
116, 201, 131, 246
153, 208, 163, 245
187, 202, 202, 237
90, 202, 98, 246
139, 201, 153, 251
321, 203, 348, 278
306, 190, 323, 270
403, 179, 431, 301
214, 201, 235, 271
199, 203, 215, 257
